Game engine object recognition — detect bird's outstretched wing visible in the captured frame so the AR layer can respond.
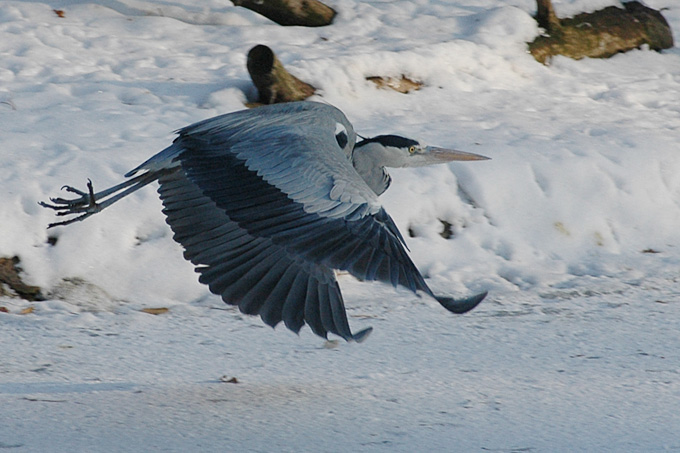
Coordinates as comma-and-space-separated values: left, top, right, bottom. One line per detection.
153, 103, 443, 339
174, 132, 429, 290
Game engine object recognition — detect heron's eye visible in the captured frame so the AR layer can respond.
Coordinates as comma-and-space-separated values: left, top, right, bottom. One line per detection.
335, 131, 348, 149
409, 146, 416, 154
335, 123, 348, 149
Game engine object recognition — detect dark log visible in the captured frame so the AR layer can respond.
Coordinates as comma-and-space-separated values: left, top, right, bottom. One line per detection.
247, 45, 315, 104
535, 0, 560, 31
231, 0, 336, 27
529, 0, 674, 64
0, 256, 44, 301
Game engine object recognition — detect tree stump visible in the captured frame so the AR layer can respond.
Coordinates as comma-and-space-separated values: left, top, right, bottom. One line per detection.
529, 0, 674, 64
231, 0, 336, 27
247, 45, 315, 104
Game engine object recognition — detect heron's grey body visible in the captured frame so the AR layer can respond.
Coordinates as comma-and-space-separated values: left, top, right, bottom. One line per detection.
42, 101, 488, 342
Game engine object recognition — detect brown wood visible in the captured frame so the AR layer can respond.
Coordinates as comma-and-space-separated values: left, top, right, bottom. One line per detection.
535, 0, 559, 31
366, 76, 423, 94
0, 256, 43, 301
232, 0, 336, 27
529, 0, 673, 64
247, 45, 315, 104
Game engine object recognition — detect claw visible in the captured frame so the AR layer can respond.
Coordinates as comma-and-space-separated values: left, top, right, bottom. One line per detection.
86, 179, 96, 208
44, 196, 78, 207
46, 212, 95, 228
60, 185, 88, 197
41, 171, 168, 228
38, 201, 57, 209
40, 179, 102, 228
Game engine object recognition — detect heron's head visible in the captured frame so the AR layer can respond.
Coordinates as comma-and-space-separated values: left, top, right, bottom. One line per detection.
354, 135, 489, 168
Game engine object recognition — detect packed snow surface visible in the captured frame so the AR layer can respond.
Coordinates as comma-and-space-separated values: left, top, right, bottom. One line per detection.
2, 0, 680, 451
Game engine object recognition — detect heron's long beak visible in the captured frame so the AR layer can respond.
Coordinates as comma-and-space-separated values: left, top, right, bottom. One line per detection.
425, 146, 490, 162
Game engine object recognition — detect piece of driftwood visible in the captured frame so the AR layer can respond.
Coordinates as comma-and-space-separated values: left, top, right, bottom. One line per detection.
366, 75, 423, 94
231, 0, 336, 27
529, 0, 674, 64
247, 45, 315, 104
0, 256, 44, 301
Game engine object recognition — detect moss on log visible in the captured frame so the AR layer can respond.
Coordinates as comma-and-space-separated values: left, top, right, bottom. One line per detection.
529, 0, 673, 64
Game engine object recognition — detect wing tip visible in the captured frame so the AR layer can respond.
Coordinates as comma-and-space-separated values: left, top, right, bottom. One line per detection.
436, 291, 488, 314
350, 326, 373, 343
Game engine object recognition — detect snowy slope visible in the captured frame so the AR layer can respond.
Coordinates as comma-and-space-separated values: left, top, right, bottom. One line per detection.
1, 0, 680, 451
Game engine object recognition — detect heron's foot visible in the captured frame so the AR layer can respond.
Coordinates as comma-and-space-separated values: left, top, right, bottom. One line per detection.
435, 291, 487, 314
39, 179, 102, 228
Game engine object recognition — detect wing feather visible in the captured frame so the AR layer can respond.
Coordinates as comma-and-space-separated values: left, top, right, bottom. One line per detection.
258, 264, 300, 328
157, 170, 361, 340
304, 278, 324, 338
281, 272, 309, 333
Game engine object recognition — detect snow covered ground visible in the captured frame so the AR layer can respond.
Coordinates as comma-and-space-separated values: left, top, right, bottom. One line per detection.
2, 0, 680, 451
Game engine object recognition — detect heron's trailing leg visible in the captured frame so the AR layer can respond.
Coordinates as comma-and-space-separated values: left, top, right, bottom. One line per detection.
40, 171, 161, 228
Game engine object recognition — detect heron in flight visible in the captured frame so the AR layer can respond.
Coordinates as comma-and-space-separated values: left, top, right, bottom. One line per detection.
41, 101, 488, 342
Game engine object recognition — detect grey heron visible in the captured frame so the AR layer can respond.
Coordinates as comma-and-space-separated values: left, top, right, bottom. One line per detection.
41, 101, 489, 342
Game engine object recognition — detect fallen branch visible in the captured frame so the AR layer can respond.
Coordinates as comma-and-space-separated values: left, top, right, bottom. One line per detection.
231, 0, 336, 27
529, 0, 674, 64
247, 45, 315, 104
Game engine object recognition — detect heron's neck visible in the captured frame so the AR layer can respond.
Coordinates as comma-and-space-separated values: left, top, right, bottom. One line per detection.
352, 141, 392, 196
